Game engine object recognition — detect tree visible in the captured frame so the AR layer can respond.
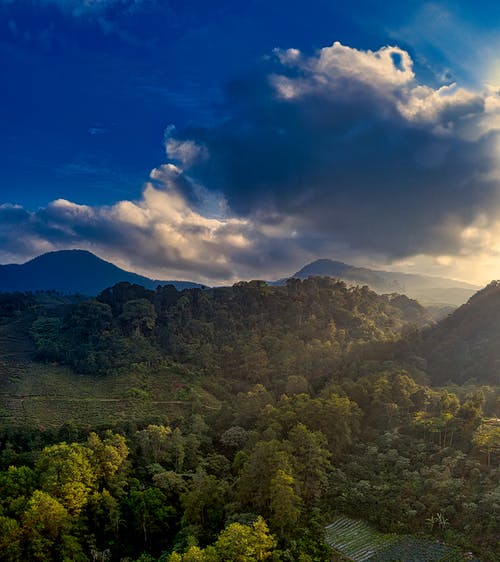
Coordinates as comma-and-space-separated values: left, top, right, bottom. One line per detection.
220, 426, 248, 452
87, 431, 129, 484
36, 442, 96, 515
125, 485, 176, 550
0, 516, 22, 561
0, 465, 36, 517
214, 517, 276, 562
181, 471, 229, 543
237, 440, 292, 515
120, 298, 156, 336
22, 490, 73, 561
285, 375, 309, 396
183, 546, 208, 562
288, 424, 332, 506
66, 300, 113, 336
456, 391, 484, 432
269, 469, 301, 535
135, 424, 185, 469
473, 420, 500, 466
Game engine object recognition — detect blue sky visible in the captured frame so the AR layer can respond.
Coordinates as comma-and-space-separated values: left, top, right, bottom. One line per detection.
2, 1, 500, 283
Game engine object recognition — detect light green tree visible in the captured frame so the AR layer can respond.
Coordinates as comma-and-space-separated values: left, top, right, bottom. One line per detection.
36, 442, 96, 515
269, 469, 301, 535
473, 420, 500, 466
214, 517, 276, 561
22, 490, 72, 560
87, 430, 129, 482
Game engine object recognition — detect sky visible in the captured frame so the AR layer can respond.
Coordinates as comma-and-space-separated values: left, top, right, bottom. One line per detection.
3, 1, 500, 284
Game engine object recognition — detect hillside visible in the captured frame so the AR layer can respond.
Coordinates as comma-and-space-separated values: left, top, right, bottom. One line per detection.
0, 283, 498, 561
424, 280, 500, 384
291, 259, 479, 306
28, 277, 429, 388
0, 249, 204, 295
0, 293, 217, 429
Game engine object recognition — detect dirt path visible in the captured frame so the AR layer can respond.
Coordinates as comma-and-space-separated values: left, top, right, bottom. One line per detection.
0, 394, 186, 404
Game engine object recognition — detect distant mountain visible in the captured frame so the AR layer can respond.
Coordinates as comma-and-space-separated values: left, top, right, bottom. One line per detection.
290, 259, 479, 306
424, 281, 500, 384
0, 250, 204, 295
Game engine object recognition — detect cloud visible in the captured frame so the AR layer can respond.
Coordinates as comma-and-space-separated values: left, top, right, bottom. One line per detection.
0, 166, 309, 283
168, 41, 500, 264
164, 125, 208, 168
88, 127, 108, 135
4, 40, 500, 284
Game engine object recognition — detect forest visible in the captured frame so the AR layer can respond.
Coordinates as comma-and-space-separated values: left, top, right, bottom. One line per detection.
0, 277, 499, 561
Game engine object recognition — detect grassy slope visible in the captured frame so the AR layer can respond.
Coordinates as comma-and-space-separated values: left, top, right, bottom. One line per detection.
0, 314, 219, 429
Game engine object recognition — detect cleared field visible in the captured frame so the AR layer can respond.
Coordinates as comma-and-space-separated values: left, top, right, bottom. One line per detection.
325, 517, 470, 562
0, 316, 219, 429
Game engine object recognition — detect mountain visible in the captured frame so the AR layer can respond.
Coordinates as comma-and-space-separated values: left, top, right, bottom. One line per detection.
290, 259, 479, 307
0, 250, 204, 295
424, 280, 500, 385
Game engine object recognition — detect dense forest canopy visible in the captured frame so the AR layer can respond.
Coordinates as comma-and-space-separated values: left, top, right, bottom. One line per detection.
0, 279, 498, 561
424, 281, 500, 385
30, 278, 432, 383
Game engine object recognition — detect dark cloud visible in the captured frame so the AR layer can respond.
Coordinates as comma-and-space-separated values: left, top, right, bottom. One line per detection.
171, 42, 500, 260
3, 41, 500, 284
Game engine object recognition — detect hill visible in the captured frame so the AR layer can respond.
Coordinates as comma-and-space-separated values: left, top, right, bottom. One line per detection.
424, 280, 500, 385
27, 277, 425, 384
0, 249, 204, 295
290, 259, 479, 306
0, 291, 216, 429
0, 282, 498, 561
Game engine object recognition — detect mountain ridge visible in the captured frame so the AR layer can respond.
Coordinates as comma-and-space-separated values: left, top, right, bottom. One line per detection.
0, 249, 204, 295
290, 258, 480, 306
0, 251, 482, 308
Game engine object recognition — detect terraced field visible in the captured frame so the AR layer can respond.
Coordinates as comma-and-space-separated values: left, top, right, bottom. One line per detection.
325, 517, 472, 562
0, 315, 219, 429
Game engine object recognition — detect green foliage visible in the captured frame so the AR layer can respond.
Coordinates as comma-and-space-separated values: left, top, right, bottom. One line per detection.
0, 515, 22, 561
29, 277, 411, 382
288, 424, 332, 506
22, 490, 73, 561
36, 442, 96, 515
0, 283, 498, 561
214, 517, 277, 561
472, 418, 500, 465
120, 299, 157, 336
424, 281, 500, 385
269, 469, 301, 534
181, 470, 230, 543
237, 440, 293, 517
30, 316, 63, 360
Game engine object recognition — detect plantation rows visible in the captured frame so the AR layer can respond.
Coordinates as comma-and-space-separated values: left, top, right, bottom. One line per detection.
370, 536, 466, 562
325, 517, 470, 561
325, 518, 397, 561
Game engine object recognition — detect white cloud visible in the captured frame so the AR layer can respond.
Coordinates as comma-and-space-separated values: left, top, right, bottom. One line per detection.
271, 41, 493, 130
165, 137, 208, 167
5, 40, 500, 285
0, 164, 305, 283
